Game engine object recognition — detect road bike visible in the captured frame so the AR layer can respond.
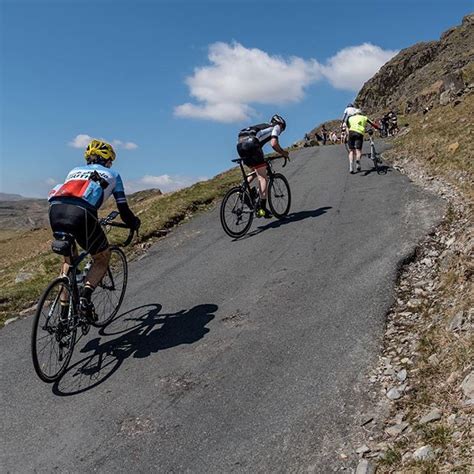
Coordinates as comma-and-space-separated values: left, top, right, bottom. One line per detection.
220, 156, 291, 238
31, 211, 136, 383
362, 129, 385, 174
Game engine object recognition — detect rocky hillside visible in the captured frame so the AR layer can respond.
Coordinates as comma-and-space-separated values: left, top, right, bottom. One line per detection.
0, 199, 49, 230
356, 14, 474, 114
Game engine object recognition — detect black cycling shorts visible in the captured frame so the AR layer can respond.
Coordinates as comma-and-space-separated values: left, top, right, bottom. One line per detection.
49, 202, 109, 255
348, 131, 364, 150
236, 136, 265, 169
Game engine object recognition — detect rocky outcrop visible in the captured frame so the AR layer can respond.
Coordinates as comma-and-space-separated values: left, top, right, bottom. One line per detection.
356, 14, 474, 114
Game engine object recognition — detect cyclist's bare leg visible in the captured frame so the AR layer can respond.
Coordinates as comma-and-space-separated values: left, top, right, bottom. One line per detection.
59, 248, 77, 304
246, 171, 256, 185
355, 149, 362, 171
84, 248, 111, 290
255, 167, 268, 199
348, 149, 355, 171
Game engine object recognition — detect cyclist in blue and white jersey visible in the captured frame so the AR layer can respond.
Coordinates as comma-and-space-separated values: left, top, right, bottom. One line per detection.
237, 115, 289, 218
48, 139, 140, 320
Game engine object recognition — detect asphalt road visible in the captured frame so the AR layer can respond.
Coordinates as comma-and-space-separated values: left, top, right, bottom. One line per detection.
1, 143, 443, 472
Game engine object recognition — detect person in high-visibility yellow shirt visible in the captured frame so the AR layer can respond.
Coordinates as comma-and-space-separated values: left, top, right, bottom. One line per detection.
347, 112, 379, 174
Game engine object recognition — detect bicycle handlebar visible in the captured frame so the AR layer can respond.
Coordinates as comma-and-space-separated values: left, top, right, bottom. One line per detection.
100, 211, 137, 247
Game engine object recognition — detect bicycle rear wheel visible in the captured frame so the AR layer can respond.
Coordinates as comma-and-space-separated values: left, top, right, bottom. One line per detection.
268, 173, 291, 218
91, 246, 128, 327
220, 186, 254, 238
31, 278, 76, 383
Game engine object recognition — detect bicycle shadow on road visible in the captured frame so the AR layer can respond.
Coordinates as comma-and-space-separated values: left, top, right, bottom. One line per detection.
240, 206, 332, 240
52, 303, 217, 397
360, 165, 392, 177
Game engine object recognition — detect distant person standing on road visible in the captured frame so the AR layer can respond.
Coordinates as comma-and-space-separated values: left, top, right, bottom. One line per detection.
347, 112, 379, 174
321, 125, 328, 145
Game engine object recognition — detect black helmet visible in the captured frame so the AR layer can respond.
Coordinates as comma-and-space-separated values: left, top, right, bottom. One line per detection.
271, 114, 286, 130
347, 103, 354, 108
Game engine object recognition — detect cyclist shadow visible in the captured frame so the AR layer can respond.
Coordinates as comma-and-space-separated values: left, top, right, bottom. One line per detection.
52, 303, 217, 397
360, 165, 392, 176
241, 206, 332, 239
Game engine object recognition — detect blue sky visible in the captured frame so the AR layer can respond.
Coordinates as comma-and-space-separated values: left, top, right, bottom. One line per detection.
1, 0, 471, 197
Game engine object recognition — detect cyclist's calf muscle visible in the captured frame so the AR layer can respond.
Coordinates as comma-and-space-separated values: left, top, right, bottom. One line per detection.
85, 248, 111, 289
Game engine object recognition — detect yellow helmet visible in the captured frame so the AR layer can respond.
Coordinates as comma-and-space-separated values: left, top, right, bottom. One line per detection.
84, 139, 116, 162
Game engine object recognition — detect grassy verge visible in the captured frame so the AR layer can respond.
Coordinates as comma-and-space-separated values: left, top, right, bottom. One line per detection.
0, 166, 242, 326
385, 94, 473, 197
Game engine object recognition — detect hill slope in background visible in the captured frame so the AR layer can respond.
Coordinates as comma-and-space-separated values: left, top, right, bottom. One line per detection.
0, 188, 164, 232
0, 199, 49, 230
0, 192, 29, 201
356, 13, 474, 114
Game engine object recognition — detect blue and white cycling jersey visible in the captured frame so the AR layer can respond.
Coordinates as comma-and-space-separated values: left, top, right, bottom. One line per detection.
48, 164, 127, 210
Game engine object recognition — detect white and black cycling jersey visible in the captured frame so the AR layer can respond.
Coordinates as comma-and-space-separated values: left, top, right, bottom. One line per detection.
342, 106, 360, 124
238, 123, 282, 146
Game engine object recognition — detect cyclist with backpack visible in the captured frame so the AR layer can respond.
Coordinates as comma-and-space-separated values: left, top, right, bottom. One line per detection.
236, 115, 289, 218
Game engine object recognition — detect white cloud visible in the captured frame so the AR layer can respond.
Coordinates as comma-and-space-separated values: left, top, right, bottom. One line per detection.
126, 174, 208, 193
321, 43, 398, 91
112, 139, 139, 150
175, 42, 321, 122
69, 134, 138, 150
175, 42, 398, 122
175, 102, 252, 123
69, 134, 92, 148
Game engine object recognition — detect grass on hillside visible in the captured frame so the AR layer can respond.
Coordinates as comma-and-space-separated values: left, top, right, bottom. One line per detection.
0, 166, 242, 326
386, 94, 474, 197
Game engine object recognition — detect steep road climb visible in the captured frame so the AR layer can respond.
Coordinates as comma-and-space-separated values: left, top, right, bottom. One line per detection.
0, 142, 443, 472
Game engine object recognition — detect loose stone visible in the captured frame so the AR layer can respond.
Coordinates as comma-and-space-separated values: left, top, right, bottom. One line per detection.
460, 371, 474, 399
355, 459, 376, 474
413, 445, 435, 461
386, 387, 402, 400
419, 408, 442, 424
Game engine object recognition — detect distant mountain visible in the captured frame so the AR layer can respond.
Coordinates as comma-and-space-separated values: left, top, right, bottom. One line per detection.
0, 192, 28, 202
0, 188, 163, 231
0, 198, 49, 230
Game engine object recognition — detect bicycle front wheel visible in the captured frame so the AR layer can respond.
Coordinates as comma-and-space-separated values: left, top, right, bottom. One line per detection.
91, 246, 128, 327
220, 186, 254, 238
31, 278, 77, 383
268, 173, 291, 218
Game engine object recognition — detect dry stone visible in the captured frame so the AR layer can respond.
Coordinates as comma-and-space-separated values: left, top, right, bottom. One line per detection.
420, 408, 442, 424
447, 142, 460, 153
460, 372, 474, 399
413, 445, 435, 461
355, 459, 376, 474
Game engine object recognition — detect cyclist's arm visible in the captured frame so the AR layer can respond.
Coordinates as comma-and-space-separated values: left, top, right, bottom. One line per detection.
367, 119, 380, 130
113, 175, 140, 229
341, 111, 348, 127
270, 138, 289, 158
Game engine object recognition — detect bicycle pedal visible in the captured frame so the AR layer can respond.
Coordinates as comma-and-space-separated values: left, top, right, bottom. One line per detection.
81, 322, 90, 336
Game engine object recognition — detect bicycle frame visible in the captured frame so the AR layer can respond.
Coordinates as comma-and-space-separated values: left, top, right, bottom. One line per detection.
233, 156, 285, 209
55, 213, 134, 325
368, 136, 376, 160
